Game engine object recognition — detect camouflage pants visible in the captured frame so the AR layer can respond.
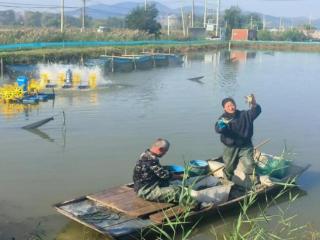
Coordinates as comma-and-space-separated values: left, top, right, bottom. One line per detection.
223, 144, 256, 181
137, 184, 183, 203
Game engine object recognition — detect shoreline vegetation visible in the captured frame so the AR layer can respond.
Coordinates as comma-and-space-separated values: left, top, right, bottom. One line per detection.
1, 40, 320, 64
1, 29, 320, 63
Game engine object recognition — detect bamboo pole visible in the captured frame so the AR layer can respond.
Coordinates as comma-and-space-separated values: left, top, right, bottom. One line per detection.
254, 139, 271, 150
0, 58, 3, 81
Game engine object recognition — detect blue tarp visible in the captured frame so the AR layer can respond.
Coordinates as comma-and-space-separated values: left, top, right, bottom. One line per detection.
0, 40, 219, 51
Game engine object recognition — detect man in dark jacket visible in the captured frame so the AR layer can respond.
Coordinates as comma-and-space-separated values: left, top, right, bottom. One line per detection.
133, 138, 183, 203
215, 95, 261, 184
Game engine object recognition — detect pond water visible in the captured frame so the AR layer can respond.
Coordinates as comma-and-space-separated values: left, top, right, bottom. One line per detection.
0, 49, 319, 239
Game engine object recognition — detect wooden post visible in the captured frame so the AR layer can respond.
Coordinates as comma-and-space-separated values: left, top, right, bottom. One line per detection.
80, 55, 84, 66
111, 57, 114, 73
133, 57, 137, 70
0, 58, 3, 81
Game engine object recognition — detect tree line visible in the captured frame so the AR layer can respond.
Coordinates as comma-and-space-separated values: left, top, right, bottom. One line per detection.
0, 5, 315, 42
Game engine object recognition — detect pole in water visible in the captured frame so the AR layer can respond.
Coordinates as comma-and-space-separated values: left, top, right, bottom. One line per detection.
22, 117, 54, 129
0, 58, 3, 81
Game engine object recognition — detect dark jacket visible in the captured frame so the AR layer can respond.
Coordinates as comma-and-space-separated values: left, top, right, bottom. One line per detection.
215, 104, 261, 147
133, 150, 172, 192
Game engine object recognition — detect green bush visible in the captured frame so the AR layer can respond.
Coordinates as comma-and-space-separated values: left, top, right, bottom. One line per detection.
257, 29, 309, 42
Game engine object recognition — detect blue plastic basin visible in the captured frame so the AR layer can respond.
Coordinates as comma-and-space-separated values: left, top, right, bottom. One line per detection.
166, 165, 185, 174
188, 160, 209, 176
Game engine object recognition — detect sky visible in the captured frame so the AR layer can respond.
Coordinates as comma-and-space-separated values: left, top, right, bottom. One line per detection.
0, 0, 318, 18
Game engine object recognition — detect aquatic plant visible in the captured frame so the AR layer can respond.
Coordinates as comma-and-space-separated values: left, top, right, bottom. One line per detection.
28, 222, 46, 240
210, 178, 308, 240
142, 164, 201, 240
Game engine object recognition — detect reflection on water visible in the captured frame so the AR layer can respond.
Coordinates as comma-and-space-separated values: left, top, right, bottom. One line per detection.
0, 50, 320, 239
25, 128, 55, 142
0, 103, 40, 119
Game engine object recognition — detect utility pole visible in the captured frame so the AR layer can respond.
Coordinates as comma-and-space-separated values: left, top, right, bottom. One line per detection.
203, 0, 207, 28
81, 0, 86, 32
309, 14, 312, 26
167, 15, 171, 36
279, 17, 282, 31
181, 7, 186, 36
60, 0, 64, 33
191, 0, 194, 27
215, 0, 220, 37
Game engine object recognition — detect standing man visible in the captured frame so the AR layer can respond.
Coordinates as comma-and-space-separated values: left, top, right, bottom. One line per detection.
215, 95, 261, 185
133, 138, 183, 203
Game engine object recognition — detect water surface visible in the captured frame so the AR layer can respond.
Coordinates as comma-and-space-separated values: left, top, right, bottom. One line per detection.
0, 50, 319, 239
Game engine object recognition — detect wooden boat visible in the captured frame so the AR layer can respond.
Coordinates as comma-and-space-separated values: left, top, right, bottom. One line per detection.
54, 160, 309, 240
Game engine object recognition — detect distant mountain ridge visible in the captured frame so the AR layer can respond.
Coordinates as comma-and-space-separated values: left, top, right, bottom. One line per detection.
66, 1, 319, 29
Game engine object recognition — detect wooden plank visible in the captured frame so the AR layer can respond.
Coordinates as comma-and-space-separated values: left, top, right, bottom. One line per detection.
88, 185, 132, 200
149, 206, 186, 224
125, 199, 174, 217
87, 185, 174, 217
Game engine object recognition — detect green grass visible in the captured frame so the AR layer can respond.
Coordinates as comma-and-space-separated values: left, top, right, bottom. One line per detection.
209, 178, 309, 240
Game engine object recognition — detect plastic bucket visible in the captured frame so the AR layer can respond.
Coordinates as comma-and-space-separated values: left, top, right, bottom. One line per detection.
188, 160, 210, 177
16, 76, 28, 92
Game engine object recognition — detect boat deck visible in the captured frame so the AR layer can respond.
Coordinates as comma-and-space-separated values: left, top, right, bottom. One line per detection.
87, 185, 174, 217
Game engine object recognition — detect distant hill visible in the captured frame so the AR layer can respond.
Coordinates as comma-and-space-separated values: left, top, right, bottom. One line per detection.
66, 1, 319, 29
67, 1, 173, 18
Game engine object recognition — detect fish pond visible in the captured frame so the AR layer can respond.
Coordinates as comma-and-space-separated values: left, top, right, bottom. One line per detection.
0, 50, 319, 239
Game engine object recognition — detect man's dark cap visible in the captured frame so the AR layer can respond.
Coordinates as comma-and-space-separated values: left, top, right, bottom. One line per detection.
222, 97, 236, 107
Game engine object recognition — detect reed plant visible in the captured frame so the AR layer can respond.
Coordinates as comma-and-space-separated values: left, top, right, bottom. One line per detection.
210, 178, 309, 240
142, 164, 201, 240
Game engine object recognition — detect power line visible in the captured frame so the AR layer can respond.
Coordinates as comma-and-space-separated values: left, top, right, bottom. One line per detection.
0, 1, 77, 9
